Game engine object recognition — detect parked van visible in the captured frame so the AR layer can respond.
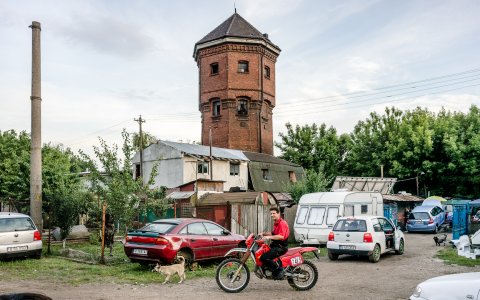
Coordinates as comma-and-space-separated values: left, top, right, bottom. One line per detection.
294, 191, 384, 245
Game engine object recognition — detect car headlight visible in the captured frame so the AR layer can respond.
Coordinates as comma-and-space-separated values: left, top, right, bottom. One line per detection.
412, 285, 422, 298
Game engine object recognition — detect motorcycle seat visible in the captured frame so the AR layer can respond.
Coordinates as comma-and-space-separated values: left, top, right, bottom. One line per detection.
281, 247, 301, 257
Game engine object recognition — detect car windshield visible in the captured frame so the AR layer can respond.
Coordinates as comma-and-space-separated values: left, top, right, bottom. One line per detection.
0, 217, 36, 232
409, 212, 430, 220
333, 219, 367, 232
139, 222, 176, 234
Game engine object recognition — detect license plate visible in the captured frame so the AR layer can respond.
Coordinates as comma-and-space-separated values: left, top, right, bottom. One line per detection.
132, 249, 147, 255
416, 221, 422, 224
7, 246, 28, 252
339, 245, 356, 250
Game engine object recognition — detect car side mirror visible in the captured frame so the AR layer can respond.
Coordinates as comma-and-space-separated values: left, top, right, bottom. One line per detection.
222, 230, 230, 235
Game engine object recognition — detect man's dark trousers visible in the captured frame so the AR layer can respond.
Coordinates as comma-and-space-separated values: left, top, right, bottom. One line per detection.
260, 245, 287, 274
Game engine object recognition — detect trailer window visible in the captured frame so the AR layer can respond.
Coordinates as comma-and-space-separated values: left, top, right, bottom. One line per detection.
296, 207, 309, 224
326, 207, 339, 225
307, 207, 326, 225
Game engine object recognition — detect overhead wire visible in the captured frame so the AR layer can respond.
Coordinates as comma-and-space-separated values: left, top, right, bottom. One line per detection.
276, 82, 480, 116
279, 67, 480, 106
275, 76, 480, 115
277, 73, 480, 109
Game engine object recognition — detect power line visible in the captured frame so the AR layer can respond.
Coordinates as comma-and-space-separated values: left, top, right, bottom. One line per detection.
276, 83, 480, 116
276, 77, 480, 115
64, 119, 132, 146
279, 67, 480, 106
277, 73, 480, 109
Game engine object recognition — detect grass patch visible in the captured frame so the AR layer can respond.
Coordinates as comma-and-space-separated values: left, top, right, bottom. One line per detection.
436, 247, 480, 267
0, 242, 219, 285
0, 241, 325, 285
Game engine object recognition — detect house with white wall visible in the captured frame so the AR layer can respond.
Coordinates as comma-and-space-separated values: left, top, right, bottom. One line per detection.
132, 140, 249, 192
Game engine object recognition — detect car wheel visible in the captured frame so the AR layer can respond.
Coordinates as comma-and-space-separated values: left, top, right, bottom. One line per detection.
368, 244, 381, 263
327, 250, 338, 260
177, 250, 193, 269
395, 238, 404, 255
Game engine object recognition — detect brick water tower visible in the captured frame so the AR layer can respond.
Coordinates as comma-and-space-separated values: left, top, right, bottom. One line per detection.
193, 13, 280, 155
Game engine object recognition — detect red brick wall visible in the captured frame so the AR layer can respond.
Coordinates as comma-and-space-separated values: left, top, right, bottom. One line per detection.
197, 43, 278, 155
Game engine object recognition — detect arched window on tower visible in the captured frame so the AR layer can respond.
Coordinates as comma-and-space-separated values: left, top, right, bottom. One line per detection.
211, 98, 221, 116
237, 98, 249, 116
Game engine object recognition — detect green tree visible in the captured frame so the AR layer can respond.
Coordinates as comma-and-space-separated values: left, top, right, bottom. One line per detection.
276, 122, 349, 177
80, 130, 167, 227
0, 130, 31, 204
286, 167, 332, 202
42, 144, 90, 238
132, 131, 157, 152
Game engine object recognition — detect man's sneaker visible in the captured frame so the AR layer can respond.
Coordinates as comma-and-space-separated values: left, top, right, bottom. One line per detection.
273, 268, 285, 280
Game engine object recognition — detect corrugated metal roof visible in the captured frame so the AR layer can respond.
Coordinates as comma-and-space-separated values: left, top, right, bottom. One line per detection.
331, 176, 397, 194
382, 194, 424, 202
160, 140, 249, 162
166, 191, 195, 200
197, 192, 260, 206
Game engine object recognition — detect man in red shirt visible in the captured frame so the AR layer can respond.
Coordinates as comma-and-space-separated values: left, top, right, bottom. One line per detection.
259, 207, 290, 280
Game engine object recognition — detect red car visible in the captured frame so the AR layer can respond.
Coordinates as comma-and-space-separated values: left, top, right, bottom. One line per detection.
124, 218, 246, 265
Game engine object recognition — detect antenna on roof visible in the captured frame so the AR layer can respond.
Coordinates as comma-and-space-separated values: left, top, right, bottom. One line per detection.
234, 2, 236, 13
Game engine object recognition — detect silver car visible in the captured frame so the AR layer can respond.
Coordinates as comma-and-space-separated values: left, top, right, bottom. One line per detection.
0, 212, 43, 259
410, 272, 480, 300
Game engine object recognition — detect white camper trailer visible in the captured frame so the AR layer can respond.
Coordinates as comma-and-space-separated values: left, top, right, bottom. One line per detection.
294, 191, 384, 245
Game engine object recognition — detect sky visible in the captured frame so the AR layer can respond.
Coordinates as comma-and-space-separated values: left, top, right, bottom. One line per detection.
1, 0, 479, 159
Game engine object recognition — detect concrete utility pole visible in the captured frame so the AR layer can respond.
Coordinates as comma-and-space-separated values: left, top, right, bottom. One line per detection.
209, 128, 213, 180
134, 115, 145, 185
29, 21, 42, 231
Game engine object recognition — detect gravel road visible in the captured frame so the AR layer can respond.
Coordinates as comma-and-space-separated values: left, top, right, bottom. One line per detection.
1, 232, 478, 300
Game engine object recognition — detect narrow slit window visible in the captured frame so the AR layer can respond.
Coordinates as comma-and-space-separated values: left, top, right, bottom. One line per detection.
237, 99, 248, 116
212, 100, 221, 116
264, 65, 270, 78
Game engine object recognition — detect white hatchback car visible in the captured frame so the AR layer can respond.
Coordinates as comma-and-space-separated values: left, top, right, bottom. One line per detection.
0, 212, 43, 259
410, 272, 480, 300
327, 216, 405, 263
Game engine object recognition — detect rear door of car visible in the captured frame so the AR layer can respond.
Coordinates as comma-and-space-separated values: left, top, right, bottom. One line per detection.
0, 217, 36, 246
332, 218, 367, 247
409, 212, 431, 230
203, 222, 235, 258
184, 222, 213, 260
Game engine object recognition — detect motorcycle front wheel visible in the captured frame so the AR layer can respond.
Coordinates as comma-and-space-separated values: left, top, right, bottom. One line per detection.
216, 258, 250, 293
287, 260, 318, 291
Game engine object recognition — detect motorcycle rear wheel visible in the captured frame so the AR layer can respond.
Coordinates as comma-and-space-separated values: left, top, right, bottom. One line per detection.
287, 260, 318, 291
216, 258, 250, 293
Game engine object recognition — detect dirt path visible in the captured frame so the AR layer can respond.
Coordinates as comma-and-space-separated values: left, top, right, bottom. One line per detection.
1, 233, 478, 300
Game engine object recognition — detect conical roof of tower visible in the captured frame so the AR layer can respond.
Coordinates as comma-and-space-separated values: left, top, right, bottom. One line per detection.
194, 13, 280, 58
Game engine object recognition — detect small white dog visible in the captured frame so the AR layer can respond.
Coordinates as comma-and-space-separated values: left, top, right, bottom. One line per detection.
153, 256, 186, 284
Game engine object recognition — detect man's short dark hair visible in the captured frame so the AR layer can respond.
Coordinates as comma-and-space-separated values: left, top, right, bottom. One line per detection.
269, 207, 280, 213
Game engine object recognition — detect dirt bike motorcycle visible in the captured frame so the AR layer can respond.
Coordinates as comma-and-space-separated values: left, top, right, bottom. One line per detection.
215, 233, 320, 293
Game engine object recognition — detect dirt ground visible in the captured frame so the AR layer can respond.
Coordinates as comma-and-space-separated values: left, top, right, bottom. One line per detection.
1, 232, 479, 300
